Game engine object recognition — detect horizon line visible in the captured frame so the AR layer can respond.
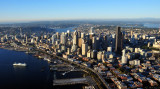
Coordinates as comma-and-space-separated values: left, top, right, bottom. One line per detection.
1, 18, 160, 24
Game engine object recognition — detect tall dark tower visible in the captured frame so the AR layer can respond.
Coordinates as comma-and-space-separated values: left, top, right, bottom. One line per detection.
115, 27, 123, 54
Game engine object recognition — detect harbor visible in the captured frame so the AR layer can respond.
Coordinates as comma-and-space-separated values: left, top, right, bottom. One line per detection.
0, 48, 87, 89
0, 26, 110, 89
0, 42, 111, 89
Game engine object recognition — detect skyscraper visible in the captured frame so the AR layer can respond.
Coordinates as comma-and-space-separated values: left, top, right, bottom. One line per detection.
82, 43, 88, 56
52, 34, 55, 44
78, 31, 81, 38
115, 27, 123, 54
81, 33, 85, 39
78, 38, 82, 48
73, 30, 78, 45
102, 35, 108, 50
56, 32, 60, 39
131, 30, 133, 37
26, 36, 28, 44
60, 32, 66, 45
92, 36, 97, 50
67, 30, 70, 37
89, 27, 94, 34
20, 28, 23, 37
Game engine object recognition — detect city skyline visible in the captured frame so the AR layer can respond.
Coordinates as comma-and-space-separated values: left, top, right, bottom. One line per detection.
1, 18, 160, 89
1, 0, 160, 88
0, 0, 160, 23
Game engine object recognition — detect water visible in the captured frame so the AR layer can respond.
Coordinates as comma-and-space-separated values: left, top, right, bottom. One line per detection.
55, 27, 75, 33
0, 49, 51, 89
144, 23, 160, 28
0, 49, 85, 89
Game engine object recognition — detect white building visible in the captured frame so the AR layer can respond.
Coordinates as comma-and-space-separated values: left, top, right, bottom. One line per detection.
73, 30, 78, 45
121, 49, 127, 64
97, 51, 102, 61
60, 32, 66, 45
107, 47, 112, 52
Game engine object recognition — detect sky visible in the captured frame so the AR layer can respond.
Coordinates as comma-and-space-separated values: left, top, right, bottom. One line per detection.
0, 0, 160, 23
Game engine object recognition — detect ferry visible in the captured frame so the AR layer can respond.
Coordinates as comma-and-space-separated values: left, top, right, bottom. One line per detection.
13, 62, 27, 66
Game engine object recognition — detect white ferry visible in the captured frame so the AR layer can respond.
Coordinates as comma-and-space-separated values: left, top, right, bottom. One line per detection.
13, 62, 27, 66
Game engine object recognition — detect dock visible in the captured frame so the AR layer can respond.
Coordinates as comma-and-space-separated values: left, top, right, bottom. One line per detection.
53, 77, 88, 86
53, 76, 97, 88
53, 64, 72, 67
57, 68, 83, 72
39, 49, 111, 89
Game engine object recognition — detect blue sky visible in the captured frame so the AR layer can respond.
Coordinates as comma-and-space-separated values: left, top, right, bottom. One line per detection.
0, 0, 160, 22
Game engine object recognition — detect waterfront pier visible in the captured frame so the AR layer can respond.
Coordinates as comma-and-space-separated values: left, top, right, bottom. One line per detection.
53, 76, 97, 88
53, 77, 88, 86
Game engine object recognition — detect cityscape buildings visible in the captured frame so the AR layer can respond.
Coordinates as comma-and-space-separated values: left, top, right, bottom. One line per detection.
115, 27, 123, 54
0, 22, 160, 89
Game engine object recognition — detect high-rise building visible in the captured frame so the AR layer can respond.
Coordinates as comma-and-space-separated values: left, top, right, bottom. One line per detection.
81, 33, 85, 39
92, 36, 97, 50
73, 30, 78, 45
115, 27, 123, 54
87, 50, 91, 58
52, 34, 55, 44
20, 28, 23, 37
96, 37, 100, 51
77, 48, 81, 55
91, 50, 97, 59
78, 38, 82, 48
89, 33, 95, 46
131, 30, 133, 37
71, 44, 77, 52
82, 43, 88, 56
67, 48, 71, 55
56, 32, 60, 39
26, 36, 28, 44
78, 31, 81, 38
60, 32, 66, 45
89, 27, 94, 34
97, 51, 102, 61
67, 30, 70, 37
121, 49, 127, 64
112, 34, 116, 48
102, 35, 108, 50
102, 52, 106, 63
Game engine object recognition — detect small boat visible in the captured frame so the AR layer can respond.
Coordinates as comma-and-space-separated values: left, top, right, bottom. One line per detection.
54, 61, 57, 64
13, 62, 27, 66
25, 51, 29, 54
